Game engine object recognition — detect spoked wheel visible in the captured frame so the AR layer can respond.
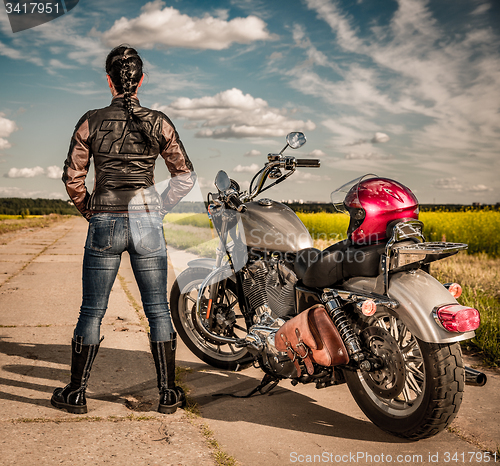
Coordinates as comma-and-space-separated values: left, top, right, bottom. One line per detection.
344, 309, 465, 439
170, 267, 252, 370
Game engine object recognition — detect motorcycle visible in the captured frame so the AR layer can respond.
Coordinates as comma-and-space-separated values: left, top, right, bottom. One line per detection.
170, 132, 485, 440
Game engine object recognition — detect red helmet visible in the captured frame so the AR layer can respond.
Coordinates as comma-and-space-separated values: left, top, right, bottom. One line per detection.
332, 175, 419, 245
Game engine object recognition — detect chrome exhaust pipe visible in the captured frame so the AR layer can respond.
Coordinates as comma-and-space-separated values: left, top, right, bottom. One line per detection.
465, 366, 487, 386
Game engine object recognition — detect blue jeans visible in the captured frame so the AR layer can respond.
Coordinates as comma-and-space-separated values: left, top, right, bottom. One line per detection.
74, 212, 174, 345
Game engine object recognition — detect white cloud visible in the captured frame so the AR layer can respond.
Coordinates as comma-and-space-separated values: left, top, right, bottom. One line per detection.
433, 177, 463, 191
4, 165, 63, 179
293, 23, 334, 69
268, 51, 283, 62
467, 184, 492, 193
46, 165, 63, 179
102, 1, 275, 50
345, 152, 393, 160
1, 12, 105, 71
371, 132, 390, 144
233, 163, 260, 173
0, 138, 11, 150
346, 132, 391, 146
298, 0, 500, 160
471, 3, 491, 15
0, 40, 44, 66
6, 166, 45, 178
245, 149, 262, 157
294, 171, 330, 184
303, 0, 363, 52
0, 113, 18, 150
308, 149, 327, 157
0, 186, 64, 199
49, 59, 76, 70
154, 88, 316, 139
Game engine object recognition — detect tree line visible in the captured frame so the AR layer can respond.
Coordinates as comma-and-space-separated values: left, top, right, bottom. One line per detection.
0, 198, 79, 216
285, 202, 500, 213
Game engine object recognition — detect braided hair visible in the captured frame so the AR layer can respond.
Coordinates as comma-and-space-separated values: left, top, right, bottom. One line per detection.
105, 45, 153, 148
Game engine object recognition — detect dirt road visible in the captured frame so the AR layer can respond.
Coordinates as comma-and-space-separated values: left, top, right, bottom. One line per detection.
0, 217, 498, 465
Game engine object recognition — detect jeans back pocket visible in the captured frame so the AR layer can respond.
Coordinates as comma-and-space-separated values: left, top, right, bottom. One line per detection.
88, 218, 116, 252
135, 218, 164, 253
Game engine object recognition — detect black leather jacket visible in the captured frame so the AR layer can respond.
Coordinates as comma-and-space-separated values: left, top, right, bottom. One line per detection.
63, 96, 195, 219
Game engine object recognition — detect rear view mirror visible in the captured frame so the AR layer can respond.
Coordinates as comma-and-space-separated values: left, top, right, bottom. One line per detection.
215, 170, 231, 191
286, 132, 306, 149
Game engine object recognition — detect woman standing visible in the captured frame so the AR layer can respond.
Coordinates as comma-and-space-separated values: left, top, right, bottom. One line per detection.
51, 45, 195, 415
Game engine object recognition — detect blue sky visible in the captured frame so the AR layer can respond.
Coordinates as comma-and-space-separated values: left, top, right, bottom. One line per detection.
0, 0, 499, 204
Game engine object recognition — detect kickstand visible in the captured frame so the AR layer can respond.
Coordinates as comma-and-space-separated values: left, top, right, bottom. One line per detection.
213, 373, 280, 398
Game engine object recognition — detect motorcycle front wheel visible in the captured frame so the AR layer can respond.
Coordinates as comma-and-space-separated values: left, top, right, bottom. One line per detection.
344, 309, 465, 440
170, 267, 252, 371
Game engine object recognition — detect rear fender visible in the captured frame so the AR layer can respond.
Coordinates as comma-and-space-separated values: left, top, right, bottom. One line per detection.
388, 270, 475, 343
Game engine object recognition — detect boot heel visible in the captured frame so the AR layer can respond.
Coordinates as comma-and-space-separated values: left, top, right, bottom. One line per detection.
150, 335, 186, 415
158, 402, 179, 414
51, 397, 88, 414
51, 338, 100, 414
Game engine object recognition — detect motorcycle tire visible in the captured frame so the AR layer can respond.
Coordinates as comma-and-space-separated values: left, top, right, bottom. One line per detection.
170, 267, 252, 371
344, 309, 464, 440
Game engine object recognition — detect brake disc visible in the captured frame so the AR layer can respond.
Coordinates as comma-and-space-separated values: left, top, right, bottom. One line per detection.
360, 326, 406, 399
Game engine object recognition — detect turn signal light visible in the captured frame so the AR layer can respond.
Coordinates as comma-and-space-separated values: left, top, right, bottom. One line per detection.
446, 283, 462, 299
361, 300, 377, 316
434, 304, 480, 333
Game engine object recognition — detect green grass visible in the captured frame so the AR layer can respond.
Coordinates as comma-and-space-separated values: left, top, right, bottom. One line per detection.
296, 212, 349, 246
420, 210, 500, 256
0, 214, 70, 236
165, 212, 212, 228
294, 210, 500, 256
431, 253, 500, 366
163, 221, 218, 257
167, 209, 500, 256
165, 211, 499, 365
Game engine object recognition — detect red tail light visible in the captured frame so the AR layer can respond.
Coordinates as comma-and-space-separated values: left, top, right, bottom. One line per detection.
434, 304, 480, 332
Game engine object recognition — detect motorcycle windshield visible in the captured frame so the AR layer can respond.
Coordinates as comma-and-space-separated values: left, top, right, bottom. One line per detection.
330, 174, 379, 213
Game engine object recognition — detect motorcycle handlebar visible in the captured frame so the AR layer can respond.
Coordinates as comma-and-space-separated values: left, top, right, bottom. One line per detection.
295, 158, 321, 168
227, 190, 246, 212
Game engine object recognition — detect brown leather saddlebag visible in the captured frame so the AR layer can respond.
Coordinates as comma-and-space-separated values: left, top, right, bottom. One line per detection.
275, 304, 349, 376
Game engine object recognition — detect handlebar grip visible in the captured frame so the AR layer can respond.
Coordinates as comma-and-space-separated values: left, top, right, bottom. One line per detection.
227, 191, 246, 212
296, 158, 321, 168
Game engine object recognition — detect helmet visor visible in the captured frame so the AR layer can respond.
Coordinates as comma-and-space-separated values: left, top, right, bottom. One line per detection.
330, 174, 379, 213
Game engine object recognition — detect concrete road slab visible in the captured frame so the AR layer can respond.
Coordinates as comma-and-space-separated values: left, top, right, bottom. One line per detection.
0, 325, 160, 420
2, 217, 499, 466
168, 248, 499, 465
182, 362, 489, 466
0, 417, 214, 466
0, 218, 216, 466
450, 361, 500, 453
0, 260, 140, 327
0, 259, 28, 286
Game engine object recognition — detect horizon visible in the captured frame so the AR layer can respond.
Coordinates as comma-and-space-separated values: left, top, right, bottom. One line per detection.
1, 0, 499, 205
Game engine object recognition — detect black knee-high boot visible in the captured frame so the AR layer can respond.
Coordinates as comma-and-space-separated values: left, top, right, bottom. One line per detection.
51, 337, 100, 414
149, 334, 186, 414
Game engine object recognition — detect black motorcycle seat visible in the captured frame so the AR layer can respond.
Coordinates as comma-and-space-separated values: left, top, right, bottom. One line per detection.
295, 240, 386, 288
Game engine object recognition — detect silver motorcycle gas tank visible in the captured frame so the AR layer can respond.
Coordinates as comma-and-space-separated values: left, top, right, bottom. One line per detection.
239, 199, 313, 253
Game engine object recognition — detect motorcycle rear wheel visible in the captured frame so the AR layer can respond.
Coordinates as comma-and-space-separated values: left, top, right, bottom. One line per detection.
170, 267, 252, 371
344, 310, 465, 440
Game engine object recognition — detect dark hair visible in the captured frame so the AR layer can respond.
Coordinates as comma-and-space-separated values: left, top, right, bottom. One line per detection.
105, 45, 153, 147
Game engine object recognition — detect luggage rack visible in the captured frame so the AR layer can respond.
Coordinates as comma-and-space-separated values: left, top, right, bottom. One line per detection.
381, 219, 468, 293
390, 241, 468, 269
